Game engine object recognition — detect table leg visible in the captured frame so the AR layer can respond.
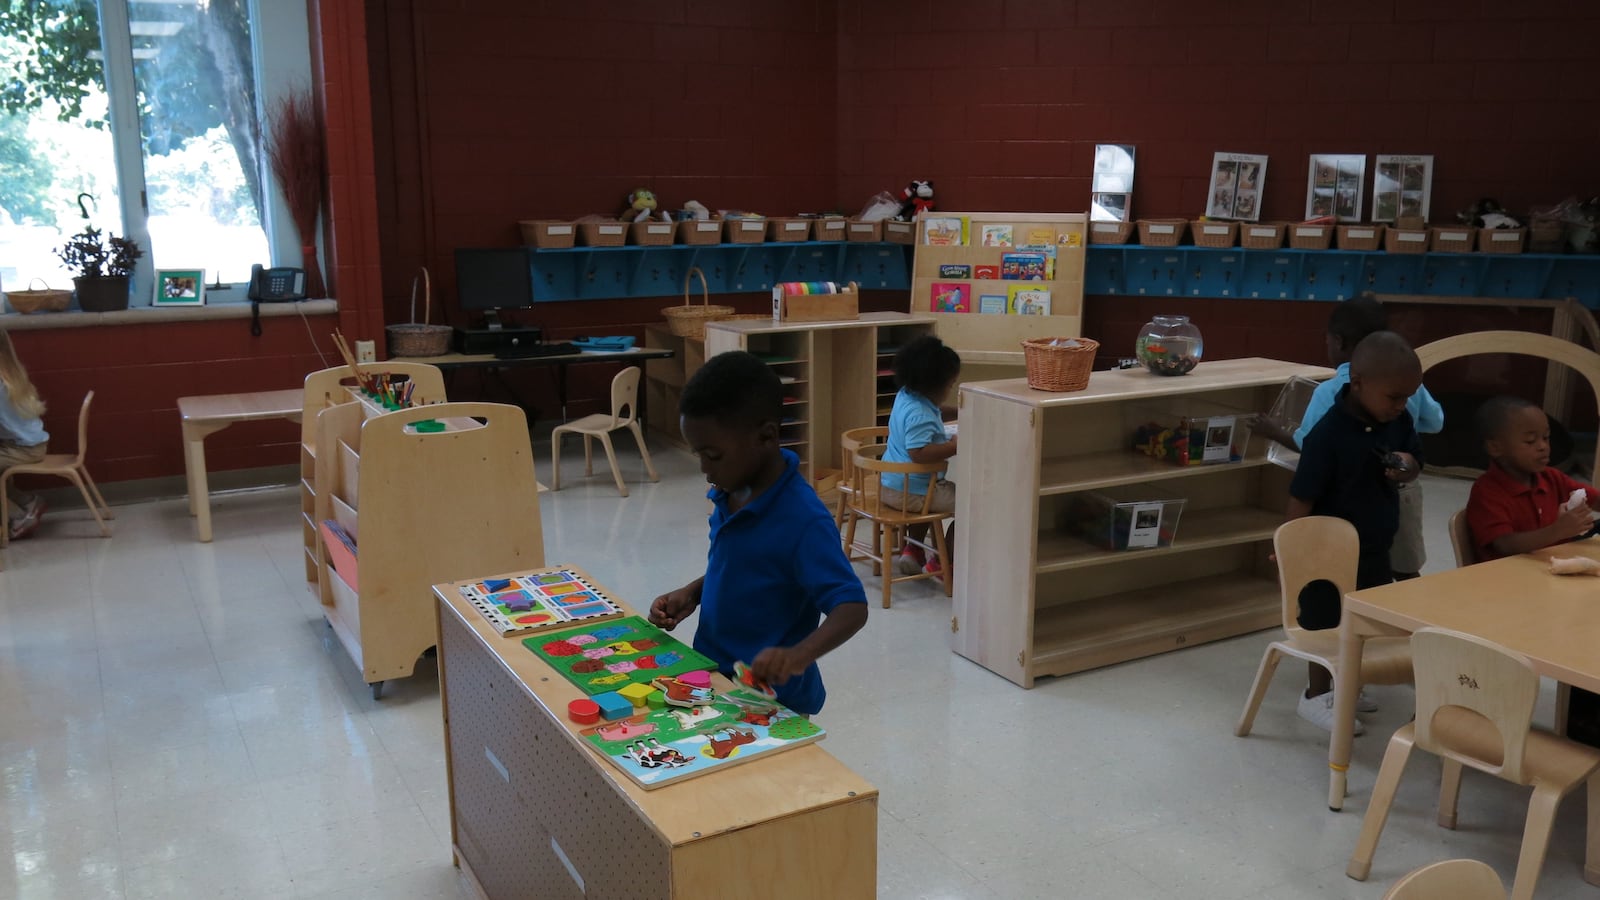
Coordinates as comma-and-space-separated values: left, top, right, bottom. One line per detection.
183, 431, 213, 543
557, 361, 569, 422
1328, 618, 1368, 811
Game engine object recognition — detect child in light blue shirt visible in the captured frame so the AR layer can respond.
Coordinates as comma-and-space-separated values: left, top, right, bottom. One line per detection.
882, 336, 960, 576
0, 330, 49, 538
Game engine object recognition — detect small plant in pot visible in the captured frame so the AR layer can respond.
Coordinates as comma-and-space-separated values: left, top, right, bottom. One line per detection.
56, 226, 143, 312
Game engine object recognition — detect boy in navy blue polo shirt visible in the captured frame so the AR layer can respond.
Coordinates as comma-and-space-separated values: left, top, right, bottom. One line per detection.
1287, 331, 1424, 732
649, 351, 868, 715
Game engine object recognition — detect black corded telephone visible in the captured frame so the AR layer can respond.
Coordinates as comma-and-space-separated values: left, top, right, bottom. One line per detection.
248, 264, 307, 336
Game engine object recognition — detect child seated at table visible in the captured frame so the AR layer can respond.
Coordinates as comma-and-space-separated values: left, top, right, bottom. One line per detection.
0, 330, 49, 539
1286, 331, 1424, 732
881, 336, 961, 577
1465, 395, 1600, 562
1252, 296, 1443, 581
648, 351, 867, 716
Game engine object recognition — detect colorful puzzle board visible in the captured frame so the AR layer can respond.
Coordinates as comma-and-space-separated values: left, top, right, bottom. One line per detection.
459, 568, 625, 637
578, 688, 825, 789
525, 615, 716, 695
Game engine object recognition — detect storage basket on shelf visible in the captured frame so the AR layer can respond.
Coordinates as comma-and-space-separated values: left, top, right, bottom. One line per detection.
882, 220, 915, 244
630, 220, 677, 246
387, 267, 453, 357
579, 221, 628, 247
847, 219, 883, 242
5, 278, 71, 314
812, 218, 848, 242
724, 218, 767, 245
1190, 220, 1238, 248
1021, 336, 1099, 393
1335, 224, 1384, 251
1479, 227, 1526, 254
1288, 222, 1333, 250
1089, 220, 1136, 245
518, 220, 575, 249
1429, 226, 1475, 253
1528, 221, 1565, 253
1239, 222, 1285, 250
662, 267, 735, 340
769, 218, 812, 243
1136, 219, 1187, 247
1384, 226, 1429, 254
678, 219, 723, 245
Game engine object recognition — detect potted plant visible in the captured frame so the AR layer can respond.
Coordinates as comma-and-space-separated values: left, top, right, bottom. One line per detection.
56, 226, 143, 312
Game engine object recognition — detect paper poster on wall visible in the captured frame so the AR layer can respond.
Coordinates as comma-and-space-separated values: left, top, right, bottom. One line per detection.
1305, 154, 1366, 222
1205, 152, 1268, 221
1127, 503, 1164, 549
1372, 154, 1433, 223
1091, 144, 1136, 222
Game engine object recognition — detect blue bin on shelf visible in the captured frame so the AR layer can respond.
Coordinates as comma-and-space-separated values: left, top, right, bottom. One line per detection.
1124, 248, 1185, 296
1299, 252, 1366, 301
1477, 256, 1550, 301
1085, 246, 1124, 295
1239, 250, 1300, 299
1185, 250, 1245, 298
1545, 258, 1600, 307
1367, 255, 1427, 296
1419, 255, 1484, 297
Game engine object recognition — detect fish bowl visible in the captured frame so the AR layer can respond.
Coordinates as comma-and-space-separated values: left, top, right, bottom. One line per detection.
1135, 315, 1203, 376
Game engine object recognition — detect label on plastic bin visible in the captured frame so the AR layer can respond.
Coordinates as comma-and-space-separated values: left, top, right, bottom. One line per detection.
1298, 227, 1324, 237
1149, 224, 1175, 234
1439, 231, 1468, 241
696, 222, 719, 232
852, 223, 873, 232
548, 225, 573, 235
742, 221, 763, 232
1492, 232, 1519, 242
1094, 223, 1119, 233
599, 225, 623, 235
821, 220, 844, 231
1204, 225, 1229, 235
1249, 227, 1275, 237
1347, 228, 1374, 238
785, 222, 807, 232
1202, 416, 1237, 463
1399, 232, 1426, 242
1127, 502, 1164, 550
647, 224, 671, 234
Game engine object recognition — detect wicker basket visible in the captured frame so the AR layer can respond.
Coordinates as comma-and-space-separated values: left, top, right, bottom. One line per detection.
1336, 224, 1385, 251
725, 218, 767, 245
1137, 219, 1188, 247
882, 220, 915, 244
769, 218, 812, 243
631, 220, 677, 246
812, 218, 848, 242
1528, 221, 1565, 253
1385, 227, 1429, 254
1191, 220, 1238, 248
1429, 226, 1475, 254
679, 219, 723, 245
1288, 222, 1333, 250
579, 221, 628, 247
1021, 336, 1099, 393
1240, 222, 1285, 250
1479, 227, 1526, 254
846, 219, 883, 242
518, 220, 575, 248
1089, 220, 1136, 245
5, 278, 71, 314
387, 268, 453, 357
662, 268, 735, 340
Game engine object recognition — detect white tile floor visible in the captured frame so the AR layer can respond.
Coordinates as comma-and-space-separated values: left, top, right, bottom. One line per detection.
2, 444, 1595, 899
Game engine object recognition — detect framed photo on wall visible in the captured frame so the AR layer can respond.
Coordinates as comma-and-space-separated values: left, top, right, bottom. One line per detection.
154, 269, 206, 306
1305, 154, 1366, 222
1205, 152, 1268, 221
1091, 143, 1136, 222
1372, 154, 1433, 223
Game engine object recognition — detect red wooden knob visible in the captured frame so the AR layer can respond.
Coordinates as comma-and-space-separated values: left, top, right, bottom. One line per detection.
568, 699, 600, 725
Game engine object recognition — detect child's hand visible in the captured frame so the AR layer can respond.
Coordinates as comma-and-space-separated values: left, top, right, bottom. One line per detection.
648, 587, 699, 630
750, 646, 811, 687
1556, 504, 1595, 540
1246, 414, 1294, 448
1383, 452, 1419, 482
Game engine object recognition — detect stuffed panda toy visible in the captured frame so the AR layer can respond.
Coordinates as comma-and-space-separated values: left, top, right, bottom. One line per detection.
898, 180, 934, 220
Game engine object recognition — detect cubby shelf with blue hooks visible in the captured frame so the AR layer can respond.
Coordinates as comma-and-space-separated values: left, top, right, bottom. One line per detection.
1085, 245, 1600, 307
515, 241, 916, 302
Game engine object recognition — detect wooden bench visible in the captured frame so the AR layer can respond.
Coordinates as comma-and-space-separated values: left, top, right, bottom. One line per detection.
178, 389, 303, 542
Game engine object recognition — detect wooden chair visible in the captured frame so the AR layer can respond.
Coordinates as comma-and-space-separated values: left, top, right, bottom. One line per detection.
1347, 627, 1600, 900
550, 366, 658, 497
843, 444, 951, 608
1383, 859, 1505, 900
1448, 508, 1476, 569
0, 391, 113, 546
1235, 516, 1413, 737
835, 425, 888, 531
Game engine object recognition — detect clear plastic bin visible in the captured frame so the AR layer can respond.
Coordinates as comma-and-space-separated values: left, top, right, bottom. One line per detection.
1063, 486, 1186, 551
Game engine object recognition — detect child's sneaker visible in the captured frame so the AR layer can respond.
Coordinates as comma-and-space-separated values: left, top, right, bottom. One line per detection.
1298, 691, 1364, 735
923, 556, 942, 577
1357, 690, 1379, 713
894, 550, 924, 576
10, 498, 44, 541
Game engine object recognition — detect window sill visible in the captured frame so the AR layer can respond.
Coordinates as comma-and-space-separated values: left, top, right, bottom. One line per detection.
0, 298, 338, 330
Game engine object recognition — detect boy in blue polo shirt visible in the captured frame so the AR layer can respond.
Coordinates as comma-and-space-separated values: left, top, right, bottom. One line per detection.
649, 351, 868, 715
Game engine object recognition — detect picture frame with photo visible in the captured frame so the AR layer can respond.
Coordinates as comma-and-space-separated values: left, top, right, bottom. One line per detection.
1305, 154, 1366, 222
1091, 143, 1136, 222
1372, 154, 1433, 223
1205, 152, 1268, 221
154, 269, 206, 306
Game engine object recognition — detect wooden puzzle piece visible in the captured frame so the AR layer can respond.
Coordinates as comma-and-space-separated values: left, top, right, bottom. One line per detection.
627, 738, 692, 769
580, 646, 616, 660
587, 673, 629, 686
596, 719, 655, 742
593, 691, 633, 721
568, 633, 598, 646
572, 659, 605, 673
604, 660, 638, 674
618, 683, 655, 707
680, 670, 712, 689
496, 590, 537, 612
654, 676, 714, 708
704, 728, 756, 760
589, 624, 631, 641
541, 639, 581, 657
734, 660, 776, 698
483, 578, 512, 592
666, 705, 725, 729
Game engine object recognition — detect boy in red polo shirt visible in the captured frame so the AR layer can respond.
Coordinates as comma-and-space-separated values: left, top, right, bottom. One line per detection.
1465, 395, 1600, 561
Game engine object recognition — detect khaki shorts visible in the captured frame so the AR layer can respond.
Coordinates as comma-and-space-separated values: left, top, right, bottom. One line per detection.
0, 440, 46, 471
880, 480, 955, 515
1390, 479, 1426, 575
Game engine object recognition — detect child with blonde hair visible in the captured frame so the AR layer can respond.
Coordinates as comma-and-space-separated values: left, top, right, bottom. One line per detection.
0, 330, 49, 538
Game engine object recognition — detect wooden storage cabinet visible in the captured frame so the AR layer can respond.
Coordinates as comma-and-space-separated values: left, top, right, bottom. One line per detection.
642, 325, 705, 448
952, 359, 1330, 687
704, 312, 936, 481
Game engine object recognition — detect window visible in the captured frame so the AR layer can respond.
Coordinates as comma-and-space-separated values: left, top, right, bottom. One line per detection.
0, 0, 310, 306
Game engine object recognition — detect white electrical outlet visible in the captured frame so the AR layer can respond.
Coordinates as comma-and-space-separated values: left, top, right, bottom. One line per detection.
355, 340, 376, 363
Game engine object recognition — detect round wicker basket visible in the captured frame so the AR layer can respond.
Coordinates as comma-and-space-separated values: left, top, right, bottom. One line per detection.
663, 268, 734, 340
6, 278, 72, 314
1022, 336, 1099, 392
387, 267, 452, 357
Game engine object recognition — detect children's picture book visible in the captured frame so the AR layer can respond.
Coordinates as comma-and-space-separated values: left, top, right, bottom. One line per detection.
930, 281, 971, 313
459, 567, 625, 636
980, 224, 1014, 248
578, 687, 825, 790
1023, 226, 1058, 247
525, 615, 718, 695
974, 264, 1000, 280
922, 216, 968, 246
1015, 244, 1057, 279
1008, 286, 1051, 315
1001, 252, 1047, 281
1306, 154, 1366, 222
1206, 151, 1269, 221
938, 263, 971, 278
1372, 154, 1432, 223
978, 294, 1008, 314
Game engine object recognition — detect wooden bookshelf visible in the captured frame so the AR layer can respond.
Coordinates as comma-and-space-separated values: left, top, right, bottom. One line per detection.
951, 358, 1331, 687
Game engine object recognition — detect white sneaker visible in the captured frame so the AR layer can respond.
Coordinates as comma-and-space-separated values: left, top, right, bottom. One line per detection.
1298, 691, 1364, 735
1357, 690, 1379, 714
894, 552, 924, 576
